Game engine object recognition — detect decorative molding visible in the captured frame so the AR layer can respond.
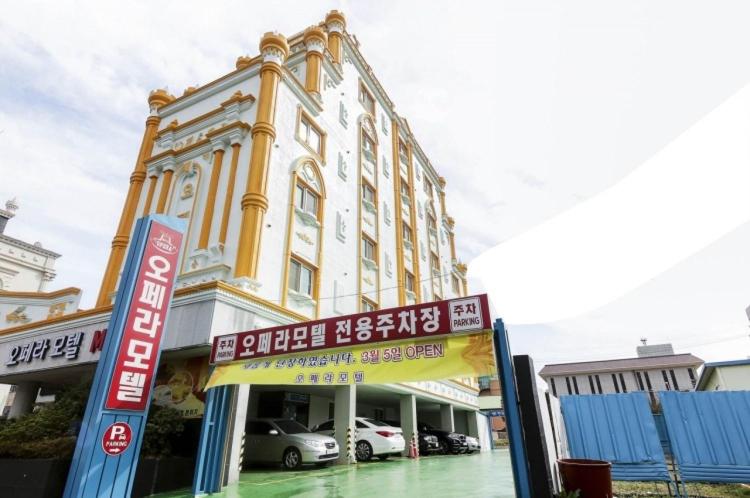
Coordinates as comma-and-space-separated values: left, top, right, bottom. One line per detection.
362, 199, 377, 215
385, 253, 393, 278
382, 157, 390, 178
288, 289, 316, 307
361, 257, 378, 272
339, 101, 348, 128
381, 115, 389, 135
337, 152, 348, 180
383, 202, 391, 226
294, 207, 321, 228
336, 212, 347, 242
295, 231, 314, 246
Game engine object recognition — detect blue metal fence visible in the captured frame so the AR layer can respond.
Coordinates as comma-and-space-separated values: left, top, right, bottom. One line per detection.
560, 392, 670, 481
661, 390, 750, 483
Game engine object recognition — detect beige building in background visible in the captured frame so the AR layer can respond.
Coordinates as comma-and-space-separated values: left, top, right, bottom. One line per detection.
540, 343, 703, 405
696, 359, 750, 391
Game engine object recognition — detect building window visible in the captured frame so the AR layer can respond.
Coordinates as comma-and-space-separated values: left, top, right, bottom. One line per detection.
428, 215, 437, 233
565, 377, 572, 395
404, 271, 415, 293
398, 140, 408, 162
295, 183, 319, 217
687, 368, 696, 388
572, 377, 580, 395
361, 297, 377, 312
635, 372, 645, 391
588, 375, 596, 394
452, 276, 460, 294
362, 237, 376, 261
669, 369, 680, 391
362, 182, 376, 204
297, 111, 325, 158
595, 375, 603, 394
431, 253, 440, 275
612, 374, 620, 394
661, 370, 671, 391
400, 181, 411, 199
424, 179, 434, 198
289, 259, 314, 297
644, 372, 654, 391
359, 82, 375, 115
402, 224, 413, 245
550, 378, 557, 397
362, 134, 376, 163
619, 373, 628, 393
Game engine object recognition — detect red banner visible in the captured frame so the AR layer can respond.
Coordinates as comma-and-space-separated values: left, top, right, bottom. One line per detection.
210, 294, 492, 364
104, 222, 183, 411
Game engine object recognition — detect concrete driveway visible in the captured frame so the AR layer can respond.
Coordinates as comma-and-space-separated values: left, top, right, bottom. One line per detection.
157, 449, 515, 498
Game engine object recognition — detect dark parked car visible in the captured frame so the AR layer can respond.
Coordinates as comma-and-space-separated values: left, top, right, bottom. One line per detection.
381, 420, 440, 455
417, 422, 468, 454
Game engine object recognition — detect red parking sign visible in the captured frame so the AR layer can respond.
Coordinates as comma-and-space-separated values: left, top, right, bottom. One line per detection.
101, 422, 133, 456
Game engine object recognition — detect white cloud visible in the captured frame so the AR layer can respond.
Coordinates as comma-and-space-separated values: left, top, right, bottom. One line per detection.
2, 0, 749, 364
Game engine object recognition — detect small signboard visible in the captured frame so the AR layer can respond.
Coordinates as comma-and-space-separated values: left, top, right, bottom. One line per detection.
210, 294, 492, 364
101, 422, 133, 456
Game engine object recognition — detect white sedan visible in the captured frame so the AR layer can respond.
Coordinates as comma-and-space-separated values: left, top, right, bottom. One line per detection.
312, 417, 406, 461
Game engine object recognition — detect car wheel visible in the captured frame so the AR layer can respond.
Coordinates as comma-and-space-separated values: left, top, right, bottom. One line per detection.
282, 447, 303, 470
355, 440, 374, 461
438, 440, 450, 455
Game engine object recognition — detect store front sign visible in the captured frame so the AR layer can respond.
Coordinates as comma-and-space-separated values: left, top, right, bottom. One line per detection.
207, 330, 495, 388
206, 294, 495, 388
210, 294, 491, 364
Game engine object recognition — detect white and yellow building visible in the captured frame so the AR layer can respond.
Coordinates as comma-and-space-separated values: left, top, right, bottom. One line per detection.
0, 198, 81, 416
0, 10, 489, 483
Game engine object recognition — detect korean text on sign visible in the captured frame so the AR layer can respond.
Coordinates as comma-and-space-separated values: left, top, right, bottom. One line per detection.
104, 223, 182, 411
211, 294, 491, 363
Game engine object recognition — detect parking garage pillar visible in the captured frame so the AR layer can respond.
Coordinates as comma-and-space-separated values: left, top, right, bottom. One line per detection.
440, 404, 455, 432
8, 382, 39, 419
334, 385, 356, 464
399, 394, 418, 457
226, 384, 251, 484
467, 411, 480, 438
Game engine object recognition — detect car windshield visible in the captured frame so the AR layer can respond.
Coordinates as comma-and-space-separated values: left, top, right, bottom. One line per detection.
274, 419, 311, 434
363, 418, 391, 427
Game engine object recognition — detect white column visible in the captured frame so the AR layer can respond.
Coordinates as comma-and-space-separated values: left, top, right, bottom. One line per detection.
8, 382, 38, 419
334, 385, 357, 464
467, 410, 480, 438
399, 394, 418, 456
440, 404, 455, 432
226, 384, 251, 483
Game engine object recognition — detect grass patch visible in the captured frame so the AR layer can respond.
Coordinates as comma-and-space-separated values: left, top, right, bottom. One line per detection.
613, 481, 750, 497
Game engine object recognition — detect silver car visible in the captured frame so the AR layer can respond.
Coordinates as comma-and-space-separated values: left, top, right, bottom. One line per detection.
465, 435, 481, 454
245, 418, 339, 470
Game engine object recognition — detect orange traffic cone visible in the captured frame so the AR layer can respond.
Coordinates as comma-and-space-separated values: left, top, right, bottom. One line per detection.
408, 433, 419, 459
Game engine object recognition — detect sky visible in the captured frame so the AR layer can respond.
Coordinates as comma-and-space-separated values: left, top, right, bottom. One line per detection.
1, 0, 749, 367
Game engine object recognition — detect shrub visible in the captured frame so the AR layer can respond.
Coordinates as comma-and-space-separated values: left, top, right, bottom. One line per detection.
0, 381, 89, 459
140, 405, 185, 458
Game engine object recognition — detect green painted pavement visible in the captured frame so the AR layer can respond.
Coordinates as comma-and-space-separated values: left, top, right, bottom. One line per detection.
156, 449, 515, 498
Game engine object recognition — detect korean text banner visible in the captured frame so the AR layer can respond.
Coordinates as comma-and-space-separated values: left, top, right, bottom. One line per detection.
211, 294, 491, 363
206, 330, 495, 388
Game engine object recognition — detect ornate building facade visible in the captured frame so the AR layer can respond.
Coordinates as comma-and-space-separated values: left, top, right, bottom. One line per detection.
0, 11, 487, 486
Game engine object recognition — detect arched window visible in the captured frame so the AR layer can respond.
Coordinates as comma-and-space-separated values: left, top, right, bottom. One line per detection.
283, 158, 326, 318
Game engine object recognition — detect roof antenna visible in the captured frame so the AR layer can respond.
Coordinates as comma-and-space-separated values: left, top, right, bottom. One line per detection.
640, 337, 648, 346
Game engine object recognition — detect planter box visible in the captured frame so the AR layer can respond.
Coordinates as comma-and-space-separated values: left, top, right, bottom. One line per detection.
132, 456, 196, 497
0, 458, 71, 498
0, 456, 195, 498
